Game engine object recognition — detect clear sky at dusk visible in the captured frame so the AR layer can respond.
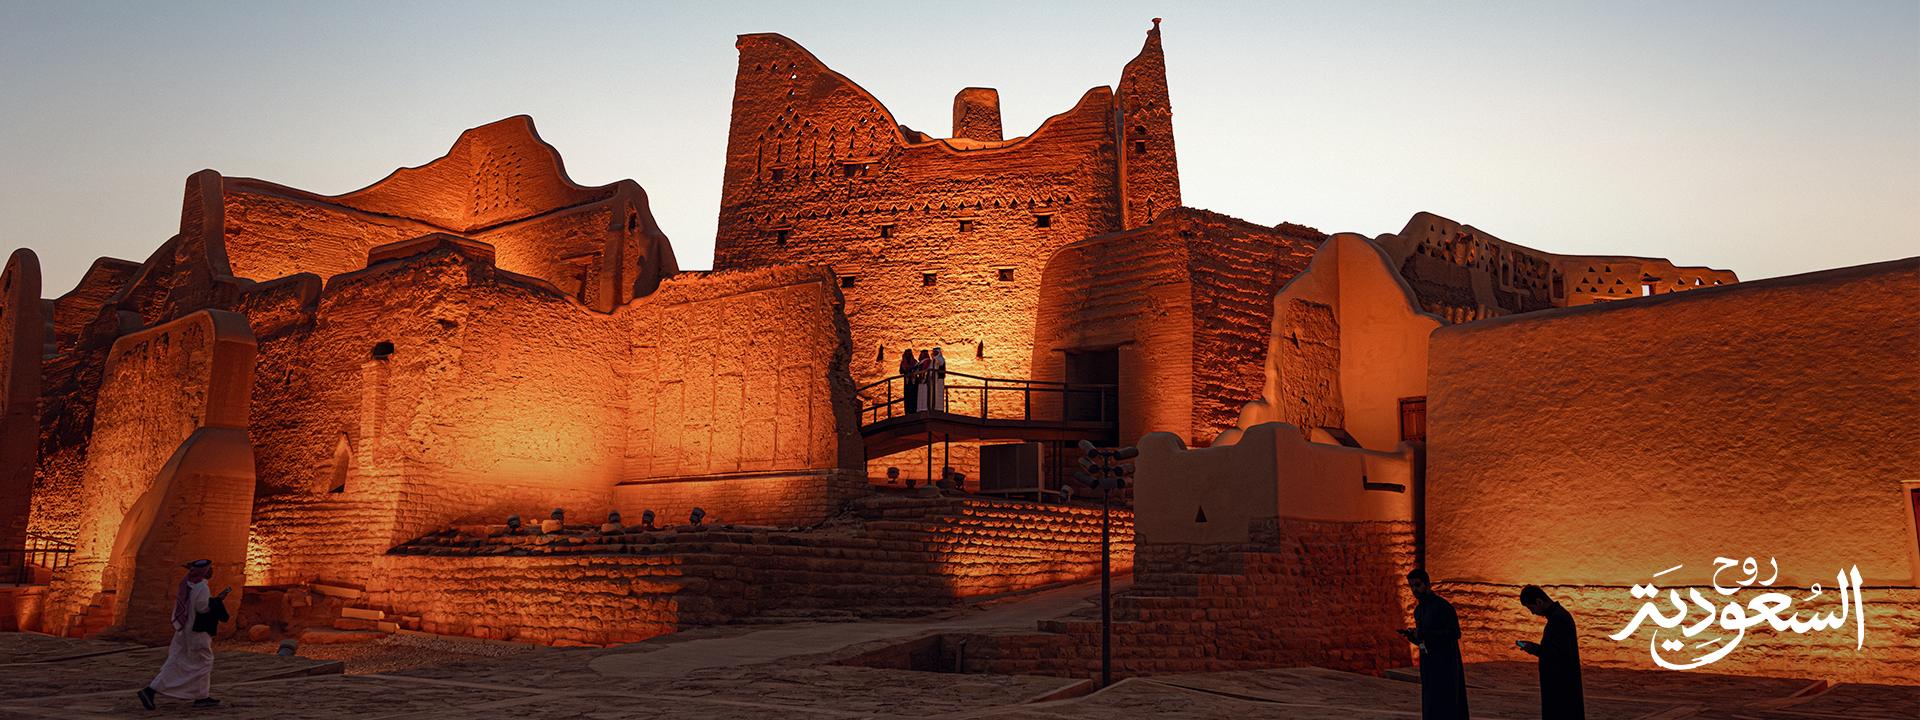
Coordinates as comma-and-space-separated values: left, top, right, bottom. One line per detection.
2, 1, 1914, 293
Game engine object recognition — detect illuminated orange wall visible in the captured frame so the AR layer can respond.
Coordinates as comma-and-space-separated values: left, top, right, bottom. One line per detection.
1030, 208, 1320, 447
714, 26, 1177, 400
1425, 258, 1920, 683
216, 117, 677, 311
1221, 233, 1441, 452
44, 310, 256, 638
0, 250, 42, 555
244, 240, 859, 587
1427, 257, 1919, 588
1378, 211, 1738, 322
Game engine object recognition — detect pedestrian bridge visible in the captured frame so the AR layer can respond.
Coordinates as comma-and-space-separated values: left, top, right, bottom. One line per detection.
857, 371, 1117, 458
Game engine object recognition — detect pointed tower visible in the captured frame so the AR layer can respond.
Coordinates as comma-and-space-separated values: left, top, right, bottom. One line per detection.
1117, 18, 1181, 229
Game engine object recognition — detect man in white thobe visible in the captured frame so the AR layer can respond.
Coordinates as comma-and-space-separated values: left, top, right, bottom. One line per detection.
137, 559, 228, 709
929, 347, 948, 412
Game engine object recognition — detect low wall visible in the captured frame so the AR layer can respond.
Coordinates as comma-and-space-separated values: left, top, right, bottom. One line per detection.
965, 422, 1420, 678
349, 496, 1132, 646
962, 516, 1417, 678
612, 469, 867, 527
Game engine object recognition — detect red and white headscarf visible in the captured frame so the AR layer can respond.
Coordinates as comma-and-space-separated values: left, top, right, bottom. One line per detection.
172, 560, 212, 629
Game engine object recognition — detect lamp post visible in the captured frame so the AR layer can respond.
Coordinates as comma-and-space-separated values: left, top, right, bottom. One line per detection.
1075, 439, 1135, 688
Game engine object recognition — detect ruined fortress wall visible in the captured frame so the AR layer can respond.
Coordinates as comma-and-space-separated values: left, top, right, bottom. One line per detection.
1030, 210, 1320, 446
1226, 234, 1442, 452
616, 266, 862, 526
248, 253, 859, 583
217, 118, 669, 313
1116, 22, 1180, 229
247, 243, 629, 586
1031, 221, 1194, 445
219, 180, 435, 284
1, 251, 44, 552
1381, 211, 1739, 321
50, 258, 141, 354
1185, 220, 1319, 443
1427, 258, 1920, 590
715, 33, 1135, 389
44, 310, 254, 632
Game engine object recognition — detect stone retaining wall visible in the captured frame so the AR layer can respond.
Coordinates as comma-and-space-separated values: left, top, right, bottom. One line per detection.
959, 517, 1416, 678
339, 496, 1133, 646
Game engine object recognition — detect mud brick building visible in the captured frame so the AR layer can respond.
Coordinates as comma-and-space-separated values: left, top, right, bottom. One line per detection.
1, 20, 1912, 685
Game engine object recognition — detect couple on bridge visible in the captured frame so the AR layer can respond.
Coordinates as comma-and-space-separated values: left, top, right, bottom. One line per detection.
898, 347, 948, 414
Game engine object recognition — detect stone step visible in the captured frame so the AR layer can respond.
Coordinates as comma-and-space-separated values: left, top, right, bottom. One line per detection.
339, 606, 385, 621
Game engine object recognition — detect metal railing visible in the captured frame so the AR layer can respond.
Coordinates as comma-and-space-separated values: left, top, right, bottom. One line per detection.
857, 370, 1117, 427
1, 534, 75, 585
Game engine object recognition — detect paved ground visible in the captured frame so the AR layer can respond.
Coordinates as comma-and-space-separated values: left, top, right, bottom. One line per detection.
1, 579, 1912, 718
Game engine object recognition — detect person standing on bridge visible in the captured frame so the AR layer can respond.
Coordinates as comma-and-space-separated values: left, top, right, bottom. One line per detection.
914, 349, 933, 413
929, 347, 947, 412
898, 349, 919, 417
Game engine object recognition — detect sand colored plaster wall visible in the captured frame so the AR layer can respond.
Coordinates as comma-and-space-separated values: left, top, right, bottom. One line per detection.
1223, 234, 1442, 451
1135, 422, 1414, 546
1427, 258, 1920, 588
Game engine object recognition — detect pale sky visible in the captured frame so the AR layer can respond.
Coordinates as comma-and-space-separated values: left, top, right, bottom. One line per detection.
3, 1, 1915, 294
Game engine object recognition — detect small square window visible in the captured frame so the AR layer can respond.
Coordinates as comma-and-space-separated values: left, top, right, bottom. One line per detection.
1035, 214, 1052, 228
878, 224, 894, 238
922, 272, 937, 286
840, 275, 857, 288
770, 168, 785, 182
997, 267, 1015, 282
958, 219, 974, 233
1133, 140, 1147, 155
774, 229, 791, 245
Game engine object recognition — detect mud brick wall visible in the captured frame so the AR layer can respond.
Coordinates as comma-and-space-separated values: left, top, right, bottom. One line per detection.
613, 470, 866, 529
0, 251, 43, 555
245, 242, 628, 587
1427, 259, 1920, 592
968, 517, 1416, 679
1032, 208, 1320, 447
1437, 582, 1920, 686
361, 496, 1132, 646
623, 266, 861, 484
714, 27, 1177, 398
216, 118, 674, 310
1186, 221, 1322, 442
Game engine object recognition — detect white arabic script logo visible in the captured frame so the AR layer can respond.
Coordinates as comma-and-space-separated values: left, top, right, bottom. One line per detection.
1609, 557, 1866, 670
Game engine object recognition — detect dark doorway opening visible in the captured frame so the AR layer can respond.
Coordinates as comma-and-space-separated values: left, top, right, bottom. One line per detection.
1064, 348, 1118, 436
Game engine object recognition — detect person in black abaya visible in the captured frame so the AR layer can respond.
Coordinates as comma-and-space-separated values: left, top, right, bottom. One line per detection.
1398, 568, 1469, 719
1517, 585, 1585, 719
897, 349, 918, 416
